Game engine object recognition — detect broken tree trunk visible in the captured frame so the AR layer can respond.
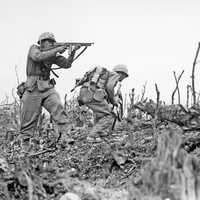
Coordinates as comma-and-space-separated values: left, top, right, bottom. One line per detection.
128, 125, 200, 200
134, 100, 200, 130
191, 42, 200, 105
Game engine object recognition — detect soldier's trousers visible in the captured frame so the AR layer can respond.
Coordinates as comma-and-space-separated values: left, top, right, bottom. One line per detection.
20, 87, 69, 140
85, 98, 115, 138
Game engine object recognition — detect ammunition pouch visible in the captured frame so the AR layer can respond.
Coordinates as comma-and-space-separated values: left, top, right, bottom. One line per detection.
93, 89, 106, 102
78, 86, 107, 106
37, 78, 56, 92
78, 86, 93, 105
17, 82, 26, 99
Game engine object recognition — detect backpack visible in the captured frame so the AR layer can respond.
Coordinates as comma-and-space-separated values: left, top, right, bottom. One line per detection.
89, 66, 109, 89
72, 66, 109, 91
77, 67, 109, 105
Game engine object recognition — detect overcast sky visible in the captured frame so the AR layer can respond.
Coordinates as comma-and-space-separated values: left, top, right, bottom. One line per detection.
1, 0, 200, 105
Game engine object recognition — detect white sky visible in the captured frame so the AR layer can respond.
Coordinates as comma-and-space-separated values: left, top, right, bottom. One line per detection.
1, 0, 200, 105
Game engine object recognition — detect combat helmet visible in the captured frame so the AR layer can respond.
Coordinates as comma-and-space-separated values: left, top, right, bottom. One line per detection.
113, 64, 129, 77
37, 32, 56, 44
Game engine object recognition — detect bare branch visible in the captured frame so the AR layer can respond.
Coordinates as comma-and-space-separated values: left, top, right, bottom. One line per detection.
155, 83, 160, 112
153, 83, 160, 142
171, 70, 184, 104
191, 42, 200, 105
140, 81, 147, 102
64, 93, 68, 110
186, 85, 191, 108
15, 65, 20, 85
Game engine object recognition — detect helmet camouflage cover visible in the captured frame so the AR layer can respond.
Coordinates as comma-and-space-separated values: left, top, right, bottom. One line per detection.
37, 32, 56, 44
113, 64, 129, 77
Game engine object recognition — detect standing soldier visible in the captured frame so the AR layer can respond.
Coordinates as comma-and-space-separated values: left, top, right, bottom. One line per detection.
77, 64, 129, 141
19, 32, 80, 151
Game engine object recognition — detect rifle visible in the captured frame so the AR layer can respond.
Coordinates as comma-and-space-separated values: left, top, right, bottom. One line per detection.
52, 42, 94, 48
70, 70, 92, 92
41, 42, 94, 78
42, 42, 94, 61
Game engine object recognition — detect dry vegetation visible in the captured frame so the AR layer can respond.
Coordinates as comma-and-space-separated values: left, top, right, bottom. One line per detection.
1, 44, 200, 200
1, 89, 200, 200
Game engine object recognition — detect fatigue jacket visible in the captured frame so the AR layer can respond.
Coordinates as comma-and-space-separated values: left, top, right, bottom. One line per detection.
105, 71, 121, 104
81, 70, 120, 104
25, 44, 74, 91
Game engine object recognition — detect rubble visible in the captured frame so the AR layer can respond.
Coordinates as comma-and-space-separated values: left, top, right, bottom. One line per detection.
1, 99, 200, 199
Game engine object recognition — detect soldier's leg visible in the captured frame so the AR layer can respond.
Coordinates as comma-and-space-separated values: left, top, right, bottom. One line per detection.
42, 89, 70, 135
89, 115, 114, 139
85, 99, 114, 140
82, 107, 114, 171
85, 99, 112, 119
20, 90, 42, 151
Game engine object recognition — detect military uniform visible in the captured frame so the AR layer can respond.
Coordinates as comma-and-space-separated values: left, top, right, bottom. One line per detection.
78, 66, 128, 140
20, 35, 75, 143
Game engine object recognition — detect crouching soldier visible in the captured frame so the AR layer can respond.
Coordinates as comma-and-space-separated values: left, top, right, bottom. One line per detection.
19, 32, 80, 152
76, 64, 129, 141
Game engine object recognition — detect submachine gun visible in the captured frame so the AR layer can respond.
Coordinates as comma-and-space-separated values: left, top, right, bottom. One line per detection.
41, 42, 94, 78
48, 42, 94, 60
70, 70, 92, 92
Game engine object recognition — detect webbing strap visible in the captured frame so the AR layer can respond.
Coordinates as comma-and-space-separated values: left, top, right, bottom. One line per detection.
73, 46, 88, 62
43, 63, 59, 78
51, 47, 88, 73
50, 69, 59, 78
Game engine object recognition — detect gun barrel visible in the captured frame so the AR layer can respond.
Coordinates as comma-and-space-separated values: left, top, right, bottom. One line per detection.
56, 42, 94, 47
42, 42, 94, 51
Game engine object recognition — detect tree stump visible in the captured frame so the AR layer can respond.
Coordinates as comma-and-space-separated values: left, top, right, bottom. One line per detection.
129, 125, 200, 200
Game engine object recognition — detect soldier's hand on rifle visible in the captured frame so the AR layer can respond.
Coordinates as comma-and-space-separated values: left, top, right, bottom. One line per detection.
113, 96, 122, 106
73, 44, 81, 51
57, 45, 68, 54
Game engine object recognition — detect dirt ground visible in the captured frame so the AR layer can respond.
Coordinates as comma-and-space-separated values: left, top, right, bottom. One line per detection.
1, 101, 200, 200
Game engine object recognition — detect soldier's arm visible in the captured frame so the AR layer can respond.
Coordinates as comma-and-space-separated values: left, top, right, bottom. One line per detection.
106, 73, 120, 105
53, 51, 76, 69
29, 45, 60, 62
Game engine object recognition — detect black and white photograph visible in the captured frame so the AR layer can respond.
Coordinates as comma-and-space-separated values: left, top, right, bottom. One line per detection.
0, 0, 200, 199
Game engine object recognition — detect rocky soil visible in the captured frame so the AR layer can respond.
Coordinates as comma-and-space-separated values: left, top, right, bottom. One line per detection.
1, 100, 200, 200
